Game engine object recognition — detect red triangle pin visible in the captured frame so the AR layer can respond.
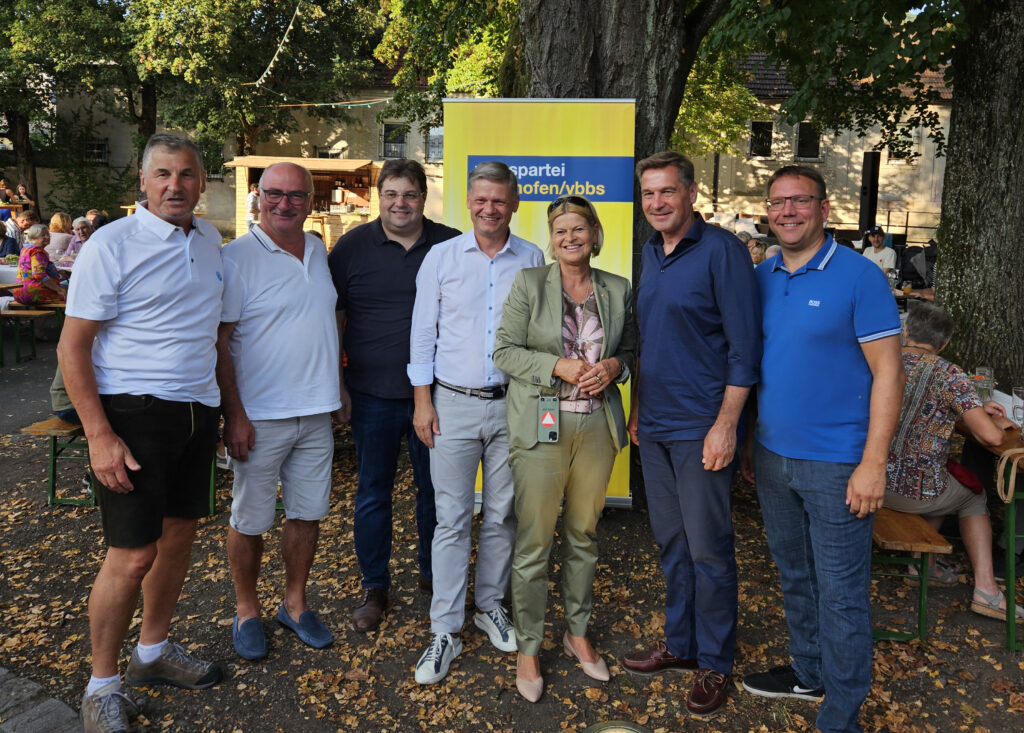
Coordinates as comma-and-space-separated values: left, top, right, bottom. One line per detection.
541, 411, 556, 427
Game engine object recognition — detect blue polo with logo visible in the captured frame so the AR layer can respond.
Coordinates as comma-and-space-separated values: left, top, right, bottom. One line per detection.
755, 236, 901, 462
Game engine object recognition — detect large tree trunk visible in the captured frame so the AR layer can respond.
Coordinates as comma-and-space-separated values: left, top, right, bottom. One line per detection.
4, 109, 39, 217
936, 1, 1024, 388
518, 0, 729, 254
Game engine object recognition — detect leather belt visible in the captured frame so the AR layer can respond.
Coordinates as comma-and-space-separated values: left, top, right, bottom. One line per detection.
435, 379, 506, 400
560, 399, 597, 414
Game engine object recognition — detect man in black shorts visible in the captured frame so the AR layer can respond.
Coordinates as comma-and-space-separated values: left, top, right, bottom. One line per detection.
58, 133, 225, 733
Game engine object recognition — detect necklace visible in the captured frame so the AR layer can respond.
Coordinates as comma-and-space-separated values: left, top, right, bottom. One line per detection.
902, 340, 936, 354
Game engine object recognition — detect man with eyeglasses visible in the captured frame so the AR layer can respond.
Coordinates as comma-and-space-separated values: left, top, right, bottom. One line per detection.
740, 166, 903, 732
408, 160, 543, 684
620, 151, 761, 717
217, 162, 342, 662
327, 159, 460, 632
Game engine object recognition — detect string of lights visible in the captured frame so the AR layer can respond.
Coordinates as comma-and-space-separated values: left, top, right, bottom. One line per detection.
244, 1, 393, 110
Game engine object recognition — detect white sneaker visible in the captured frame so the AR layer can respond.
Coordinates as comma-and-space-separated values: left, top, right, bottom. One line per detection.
415, 632, 462, 684
474, 606, 517, 653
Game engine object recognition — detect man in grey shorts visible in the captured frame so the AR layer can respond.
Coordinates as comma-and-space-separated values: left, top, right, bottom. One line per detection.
408, 161, 544, 684
216, 162, 342, 661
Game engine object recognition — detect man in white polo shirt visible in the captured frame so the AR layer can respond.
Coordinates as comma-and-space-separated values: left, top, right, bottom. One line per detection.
216, 162, 341, 662
58, 134, 224, 733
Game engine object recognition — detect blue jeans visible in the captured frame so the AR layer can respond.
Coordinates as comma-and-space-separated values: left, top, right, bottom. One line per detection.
754, 442, 874, 733
638, 438, 737, 674
350, 389, 436, 590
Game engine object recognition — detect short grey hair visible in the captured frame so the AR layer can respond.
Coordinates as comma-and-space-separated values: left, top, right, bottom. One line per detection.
904, 301, 954, 350
259, 162, 314, 193
141, 133, 204, 174
72, 217, 92, 229
25, 223, 48, 242
467, 160, 518, 196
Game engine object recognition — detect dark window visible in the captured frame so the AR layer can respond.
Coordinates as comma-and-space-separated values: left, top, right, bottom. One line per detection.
795, 122, 820, 159
85, 140, 109, 165
426, 126, 444, 162
382, 123, 406, 159
749, 121, 773, 157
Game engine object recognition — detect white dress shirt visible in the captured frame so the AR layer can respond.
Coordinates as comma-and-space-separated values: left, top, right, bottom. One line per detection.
408, 230, 543, 388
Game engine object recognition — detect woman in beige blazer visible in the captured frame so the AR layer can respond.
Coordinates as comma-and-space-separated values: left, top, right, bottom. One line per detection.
493, 196, 636, 702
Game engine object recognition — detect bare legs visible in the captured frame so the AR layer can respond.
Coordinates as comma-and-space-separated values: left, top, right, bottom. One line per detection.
89, 517, 198, 677
228, 519, 319, 622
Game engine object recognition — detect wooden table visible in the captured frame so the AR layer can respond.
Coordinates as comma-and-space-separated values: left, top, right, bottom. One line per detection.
959, 422, 1024, 649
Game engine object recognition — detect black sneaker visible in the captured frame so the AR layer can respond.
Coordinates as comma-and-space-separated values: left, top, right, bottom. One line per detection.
993, 549, 1024, 582
742, 665, 824, 701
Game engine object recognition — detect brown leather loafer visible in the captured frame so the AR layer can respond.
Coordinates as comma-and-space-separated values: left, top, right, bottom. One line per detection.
621, 641, 698, 675
686, 669, 729, 716
352, 588, 388, 632
418, 574, 432, 595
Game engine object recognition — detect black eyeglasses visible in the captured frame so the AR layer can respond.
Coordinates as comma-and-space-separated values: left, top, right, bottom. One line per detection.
261, 188, 311, 206
765, 195, 823, 211
547, 195, 592, 214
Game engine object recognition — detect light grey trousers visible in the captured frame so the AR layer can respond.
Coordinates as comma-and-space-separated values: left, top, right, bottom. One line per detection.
428, 388, 515, 633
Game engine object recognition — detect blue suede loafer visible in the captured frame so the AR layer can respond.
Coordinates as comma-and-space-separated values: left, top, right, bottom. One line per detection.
276, 604, 334, 649
233, 616, 268, 661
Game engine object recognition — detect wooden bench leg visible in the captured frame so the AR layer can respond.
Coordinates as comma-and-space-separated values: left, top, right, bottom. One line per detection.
47, 434, 95, 507
1007, 497, 1020, 651
915, 552, 930, 642
47, 435, 57, 506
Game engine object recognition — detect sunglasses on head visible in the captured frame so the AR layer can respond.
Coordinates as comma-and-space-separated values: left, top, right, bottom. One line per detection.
547, 195, 592, 214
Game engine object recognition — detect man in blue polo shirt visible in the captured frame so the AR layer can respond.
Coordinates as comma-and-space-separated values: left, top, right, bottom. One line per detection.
621, 151, 761, 717
741, 165, 904, 733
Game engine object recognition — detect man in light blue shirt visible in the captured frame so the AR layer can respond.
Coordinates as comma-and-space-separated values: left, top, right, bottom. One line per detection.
408, 161, 543, 684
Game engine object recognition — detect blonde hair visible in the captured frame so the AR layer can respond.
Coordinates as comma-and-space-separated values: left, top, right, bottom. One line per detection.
49, 212, 73, 233
546, 196, 604, 259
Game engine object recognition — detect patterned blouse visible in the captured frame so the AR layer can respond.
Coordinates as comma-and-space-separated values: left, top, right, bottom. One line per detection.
887, 352, 982, 500
14, 244, 64, 305
559, 287, 604, 402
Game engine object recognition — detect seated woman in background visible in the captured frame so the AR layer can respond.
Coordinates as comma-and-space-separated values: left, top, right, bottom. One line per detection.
885, 302, 1021, 619
13, 224, 67, 305
46, 212, 73, 258
63, 217, 93, 259
13, 183, 32, 202
493, 195, 636, 702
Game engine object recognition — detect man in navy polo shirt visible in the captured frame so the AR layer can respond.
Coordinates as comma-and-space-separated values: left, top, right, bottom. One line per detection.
328, 159, 459, 632
741, 166, 904, 732
621, 151, 761, 716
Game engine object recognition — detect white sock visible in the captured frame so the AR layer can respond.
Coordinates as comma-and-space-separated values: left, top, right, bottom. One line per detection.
86, 674, 121, 696
135, 639, 168, 664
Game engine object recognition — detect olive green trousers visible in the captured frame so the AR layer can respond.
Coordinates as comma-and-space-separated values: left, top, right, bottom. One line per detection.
508, 409, 617, 655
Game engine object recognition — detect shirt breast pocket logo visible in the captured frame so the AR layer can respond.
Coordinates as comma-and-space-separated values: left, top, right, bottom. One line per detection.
808, 299, 821, 307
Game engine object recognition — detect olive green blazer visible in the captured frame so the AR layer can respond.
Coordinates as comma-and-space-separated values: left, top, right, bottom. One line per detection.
493, 262, 637, 451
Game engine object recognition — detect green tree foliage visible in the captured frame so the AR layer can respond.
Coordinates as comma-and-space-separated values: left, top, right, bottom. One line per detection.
673, 51, 767, 157
375, 0, 518, 129
44, 110, 136, 217
711, 1, 959, 160
714, 0, 1023, 384
130, 0, 380, 155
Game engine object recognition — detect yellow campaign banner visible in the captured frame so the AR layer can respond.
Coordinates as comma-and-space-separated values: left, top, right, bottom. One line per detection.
443, 98, 636, 505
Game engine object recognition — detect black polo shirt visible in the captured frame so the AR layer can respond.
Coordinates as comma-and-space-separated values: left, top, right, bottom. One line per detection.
328, 217, 460, 400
